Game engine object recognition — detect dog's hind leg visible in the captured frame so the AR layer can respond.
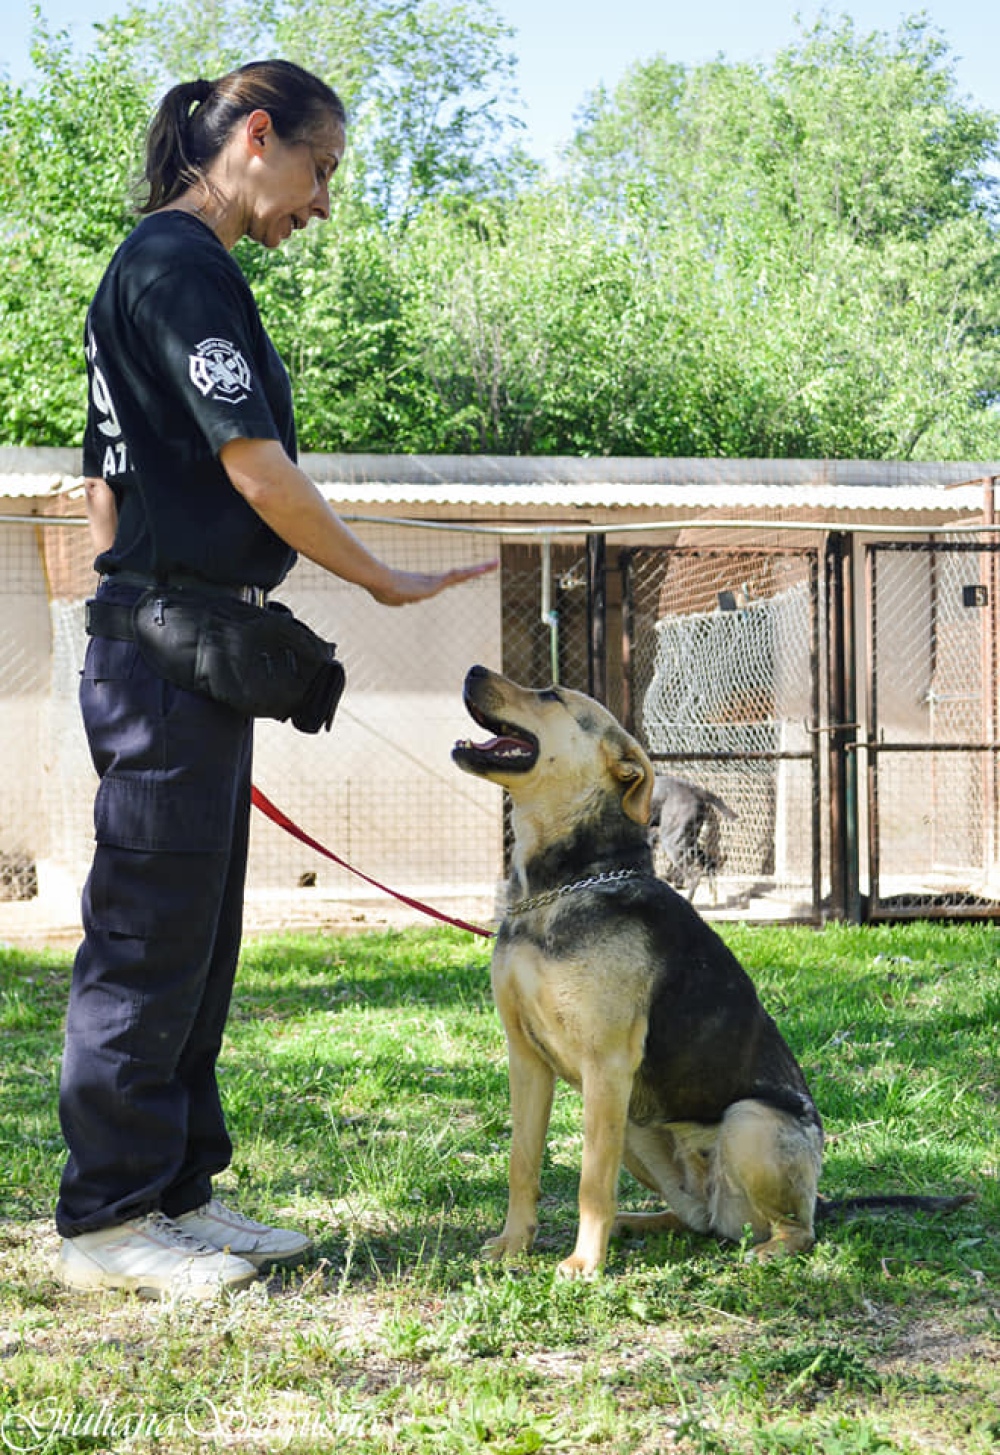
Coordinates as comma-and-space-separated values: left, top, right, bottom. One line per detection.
484, 1026, 555, 1263
709, 1100, 822, 1261
613, 1122, 715, 1241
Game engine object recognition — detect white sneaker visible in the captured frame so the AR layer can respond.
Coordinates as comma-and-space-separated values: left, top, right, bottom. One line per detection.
175, 1198, 313, 1270
57, 1211, 259, 1300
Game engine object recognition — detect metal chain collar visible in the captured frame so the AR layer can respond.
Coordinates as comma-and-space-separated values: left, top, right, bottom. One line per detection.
504, 867, 653, 919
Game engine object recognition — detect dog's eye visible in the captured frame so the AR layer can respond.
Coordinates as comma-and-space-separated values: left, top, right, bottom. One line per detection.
537, 688, 562, 703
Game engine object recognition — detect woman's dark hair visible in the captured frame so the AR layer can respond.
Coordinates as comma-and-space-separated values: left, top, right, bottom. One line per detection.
139, 59, 347, 213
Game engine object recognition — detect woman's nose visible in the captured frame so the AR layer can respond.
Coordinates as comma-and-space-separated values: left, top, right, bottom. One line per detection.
312, 181, 331, 220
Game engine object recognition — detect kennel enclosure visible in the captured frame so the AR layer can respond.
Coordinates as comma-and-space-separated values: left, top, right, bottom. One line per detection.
2, 450, 998, 932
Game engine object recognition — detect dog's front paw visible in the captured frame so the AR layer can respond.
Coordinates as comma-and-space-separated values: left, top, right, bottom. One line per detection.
481, 1227, 535, 1262
555, 1252, 602, 1281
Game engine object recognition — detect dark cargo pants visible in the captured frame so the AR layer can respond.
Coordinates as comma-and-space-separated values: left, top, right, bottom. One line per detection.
56, 584, 254, 1237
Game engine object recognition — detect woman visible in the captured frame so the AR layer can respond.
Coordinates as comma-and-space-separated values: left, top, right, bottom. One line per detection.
57, 59, 495, 1300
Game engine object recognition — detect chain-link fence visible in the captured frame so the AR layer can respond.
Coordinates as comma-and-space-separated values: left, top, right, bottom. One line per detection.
867, 540, 1000, 915
0, 513, 608, 940
0, 519, 51, 905
621, 545, 823, 917
5, 509, 1000, 939
0, 513, 509, 937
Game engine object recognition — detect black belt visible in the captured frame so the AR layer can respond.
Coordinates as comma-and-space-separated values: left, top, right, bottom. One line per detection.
87, 573, 269, 642
101, 571, 269, 604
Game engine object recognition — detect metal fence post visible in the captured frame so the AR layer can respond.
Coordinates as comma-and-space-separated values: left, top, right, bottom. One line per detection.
825, 531, 862, 922
587, 533, 607, 704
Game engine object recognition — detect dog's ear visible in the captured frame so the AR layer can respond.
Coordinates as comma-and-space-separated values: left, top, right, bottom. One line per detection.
604, 731, 655, 824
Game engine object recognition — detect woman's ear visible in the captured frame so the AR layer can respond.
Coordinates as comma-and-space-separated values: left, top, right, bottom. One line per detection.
245, 108, 272, 153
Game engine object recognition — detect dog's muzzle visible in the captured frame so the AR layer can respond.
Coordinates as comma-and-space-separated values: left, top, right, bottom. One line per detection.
453, 666, 539, 775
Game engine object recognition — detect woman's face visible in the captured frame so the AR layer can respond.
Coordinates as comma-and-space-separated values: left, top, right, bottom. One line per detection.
243, 111, 346, 249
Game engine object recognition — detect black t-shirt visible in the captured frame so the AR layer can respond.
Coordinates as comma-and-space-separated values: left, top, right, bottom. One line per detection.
83, 211, 297, 589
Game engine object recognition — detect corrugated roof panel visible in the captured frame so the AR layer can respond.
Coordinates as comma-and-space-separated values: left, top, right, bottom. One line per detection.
0, 473, 77, 499
312, 480, 986, 512
300, 454, 1000, 490
0, 449, 996, 511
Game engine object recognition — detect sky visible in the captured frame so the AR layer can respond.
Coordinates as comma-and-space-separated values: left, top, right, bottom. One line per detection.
2, 0, 999, 164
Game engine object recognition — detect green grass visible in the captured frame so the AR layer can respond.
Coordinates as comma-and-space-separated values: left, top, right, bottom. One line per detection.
0, 922, 997, 1454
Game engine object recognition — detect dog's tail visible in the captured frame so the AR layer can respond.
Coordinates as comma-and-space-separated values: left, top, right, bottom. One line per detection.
815, 1192, 975, 1223
702, 789, 737, 820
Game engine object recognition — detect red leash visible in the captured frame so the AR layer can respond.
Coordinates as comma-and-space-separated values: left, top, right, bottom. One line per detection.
251, 786, 495, 940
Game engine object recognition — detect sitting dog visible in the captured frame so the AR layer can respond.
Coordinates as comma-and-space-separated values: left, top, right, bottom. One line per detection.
647, 773, 736, 901
453, 665, 824, 1277
453, 666, 970, 1278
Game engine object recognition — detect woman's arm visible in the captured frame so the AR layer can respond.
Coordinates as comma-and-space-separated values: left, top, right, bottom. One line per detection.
220, 437, 497, 605
83, 477, 118, 555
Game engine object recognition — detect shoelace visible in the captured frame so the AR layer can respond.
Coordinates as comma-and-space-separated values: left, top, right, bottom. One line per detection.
141, 1210, 220, 1254
193, 1199, 262, 1231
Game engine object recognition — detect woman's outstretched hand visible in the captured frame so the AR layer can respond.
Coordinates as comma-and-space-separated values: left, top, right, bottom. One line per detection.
368, 558, 499, 607
220, 439, 501, 605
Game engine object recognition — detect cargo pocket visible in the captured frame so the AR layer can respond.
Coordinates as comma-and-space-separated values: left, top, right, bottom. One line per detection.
94, 769, 235, 854
80, 633, 142, 684
88, 766, 241, 943
85, 836, 233, 943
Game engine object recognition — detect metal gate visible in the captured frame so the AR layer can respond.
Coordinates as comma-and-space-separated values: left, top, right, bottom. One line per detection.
865, 540, 1000, 918
620, 545, 823, 921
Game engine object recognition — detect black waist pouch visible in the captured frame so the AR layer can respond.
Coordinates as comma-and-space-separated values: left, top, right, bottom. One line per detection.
132, 587, 345, 733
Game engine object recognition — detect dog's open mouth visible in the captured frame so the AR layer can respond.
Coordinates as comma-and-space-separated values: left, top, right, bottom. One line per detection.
452, 696, 539, 774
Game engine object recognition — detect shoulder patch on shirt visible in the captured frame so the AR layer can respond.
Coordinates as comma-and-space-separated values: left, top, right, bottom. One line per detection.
188, 337, 253, 403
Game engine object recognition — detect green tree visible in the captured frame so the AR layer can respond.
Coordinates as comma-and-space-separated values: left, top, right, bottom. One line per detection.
0, 0, 529, 446
387, 194, 672, 454
347, 0, 527, 221
0, 16, 149, 443
279, 11, 1000, 458
564, 14, 1000, 459
113, 0, 530, 220
3, 6, 1000, 459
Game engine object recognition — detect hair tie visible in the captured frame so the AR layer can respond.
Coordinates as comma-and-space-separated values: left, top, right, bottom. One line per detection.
189, 78, 213, 110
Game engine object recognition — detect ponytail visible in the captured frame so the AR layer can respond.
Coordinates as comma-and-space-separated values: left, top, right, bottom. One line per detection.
138, 61, 346, 214
140, 78, 215, 213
